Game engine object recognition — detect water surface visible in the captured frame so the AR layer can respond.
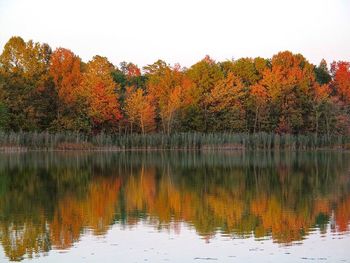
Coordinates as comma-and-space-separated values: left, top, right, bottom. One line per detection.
0, 151, 349, 262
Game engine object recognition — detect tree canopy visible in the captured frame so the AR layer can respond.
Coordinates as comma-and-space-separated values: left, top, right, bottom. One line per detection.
0, 36, 349, 135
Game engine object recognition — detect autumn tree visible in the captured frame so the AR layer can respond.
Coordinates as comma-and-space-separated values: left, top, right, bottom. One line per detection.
49, 48, 84, 130
79, 56, 122, 131
1, 35, 350, 136
331, 61, 350, 103
250, 83, 270, 133
112, 62, 145, 91
225, 57, 270, 131
206, 73, 246, 131
124, 87, 156, 134
145, 61, 192, 134
260, 51, 315, 133
230, 58, 261, 86
111, 62, 146, 132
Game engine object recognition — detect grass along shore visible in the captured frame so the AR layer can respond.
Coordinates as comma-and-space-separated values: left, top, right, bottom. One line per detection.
0, 132, 349, 151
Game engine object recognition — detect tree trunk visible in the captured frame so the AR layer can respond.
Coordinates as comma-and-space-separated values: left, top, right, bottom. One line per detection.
254, 106, 259, 134
140, 114, 145, 135
167, 112, 173, 135
325, 114, 330, 141
315, 109, 319, 139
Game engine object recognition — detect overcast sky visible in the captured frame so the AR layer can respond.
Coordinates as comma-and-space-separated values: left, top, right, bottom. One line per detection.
0, 0, 349, 68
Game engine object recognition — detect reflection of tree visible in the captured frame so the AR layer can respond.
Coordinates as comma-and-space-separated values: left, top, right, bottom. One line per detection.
335, 196, 350, 232
0, 152, 349, 261
116, 151, 350, 242
0, 214, 50, 262
50, 176, 121, 249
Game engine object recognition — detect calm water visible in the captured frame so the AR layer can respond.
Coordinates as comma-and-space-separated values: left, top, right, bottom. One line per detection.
0, 151, 349, 262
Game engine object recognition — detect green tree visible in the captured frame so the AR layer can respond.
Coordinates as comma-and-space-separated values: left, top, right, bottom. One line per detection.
185, 56, 224, 131
0, 36, 55, 131
0, 103, 9, 130
314, 59, 331, 85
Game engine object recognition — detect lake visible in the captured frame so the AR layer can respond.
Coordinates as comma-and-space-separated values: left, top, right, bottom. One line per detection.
0, 151, 349, 262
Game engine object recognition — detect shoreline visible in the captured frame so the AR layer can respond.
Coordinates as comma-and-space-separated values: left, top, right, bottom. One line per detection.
0, 132, 349, 152
0, 146, 349, 153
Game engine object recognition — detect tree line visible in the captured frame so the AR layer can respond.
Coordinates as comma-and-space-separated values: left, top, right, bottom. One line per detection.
0, 36, 349, 136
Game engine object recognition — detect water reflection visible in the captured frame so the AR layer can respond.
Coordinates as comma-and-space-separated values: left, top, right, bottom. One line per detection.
0, 151, 349, 261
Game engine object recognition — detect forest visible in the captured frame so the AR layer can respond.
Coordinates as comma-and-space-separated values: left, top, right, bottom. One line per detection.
0, 36, 350, 148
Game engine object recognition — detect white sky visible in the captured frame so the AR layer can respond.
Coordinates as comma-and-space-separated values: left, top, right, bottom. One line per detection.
0, 0, 349, 68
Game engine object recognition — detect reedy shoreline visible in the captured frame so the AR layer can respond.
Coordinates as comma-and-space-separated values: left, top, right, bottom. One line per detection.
0, 132, 349, 151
